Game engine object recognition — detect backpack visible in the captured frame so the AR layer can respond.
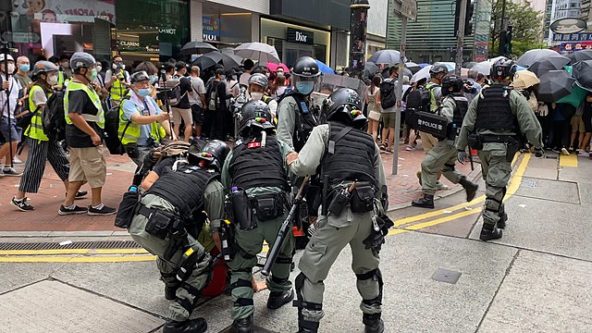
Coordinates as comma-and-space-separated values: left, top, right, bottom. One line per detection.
405, 86, 431, 128
380, 80, 396, 109
42, 90, 66, 141
169, 77, 188, 107
103, 97, 130, 155
208, 81, 220, 111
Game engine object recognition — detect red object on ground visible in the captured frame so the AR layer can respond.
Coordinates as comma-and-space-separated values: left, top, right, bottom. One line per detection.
292, 226, 305, 237
201, 248, 229, 297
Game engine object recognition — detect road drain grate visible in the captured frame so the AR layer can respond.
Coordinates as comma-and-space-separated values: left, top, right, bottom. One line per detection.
0, 240, 140, 251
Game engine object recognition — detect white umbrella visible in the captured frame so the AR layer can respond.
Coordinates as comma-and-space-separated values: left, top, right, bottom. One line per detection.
234, 42, 280, 64
471, 60, 494, 75
411, 65, 432, 83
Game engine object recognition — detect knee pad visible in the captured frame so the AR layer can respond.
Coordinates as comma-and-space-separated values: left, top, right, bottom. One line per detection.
443, 163, 456, 173
294, 272, 323, 311
356, 269, 383, 306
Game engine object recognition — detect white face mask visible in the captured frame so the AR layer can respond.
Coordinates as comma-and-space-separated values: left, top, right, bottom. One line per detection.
47, 74, 58, 85
6, 63, 15, 74
96, 65, 102, 73
250, 92, 263, 101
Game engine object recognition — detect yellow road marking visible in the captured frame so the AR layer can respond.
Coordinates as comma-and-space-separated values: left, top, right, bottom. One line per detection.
560, 153, 578, 168
0, 248, 149, 256
0, 255, 156, 263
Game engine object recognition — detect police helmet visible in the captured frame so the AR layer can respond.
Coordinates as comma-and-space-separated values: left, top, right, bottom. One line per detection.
32, 61, 59, 77
292, 56, 320, 78
490, 58, 517, 81
322, 88, 366, 129
70, 52, 96, 72
248, 73, 269, 89
429, 64, 449, 76
441, 75, 464, 96
130, 70, 150, 84
188, 140, 230, 172
239, 100, 274, 136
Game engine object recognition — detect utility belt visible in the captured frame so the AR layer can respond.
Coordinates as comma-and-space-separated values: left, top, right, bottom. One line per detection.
468, 133, 520, 162
137, 204, 185, 240
325, 181, 376, 217
227, 190, 287, 231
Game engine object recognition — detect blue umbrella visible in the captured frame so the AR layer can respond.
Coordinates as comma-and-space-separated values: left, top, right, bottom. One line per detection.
315, 59, 335, 74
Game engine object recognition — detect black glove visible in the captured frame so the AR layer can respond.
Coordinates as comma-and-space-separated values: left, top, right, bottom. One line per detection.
363, 213, 395, 256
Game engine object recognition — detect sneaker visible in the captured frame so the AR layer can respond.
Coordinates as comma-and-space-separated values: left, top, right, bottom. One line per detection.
58, 205, 88, 215
561, 148, 570, 155
2, 167, 22, 177
405, 145, 416, 151
12, 157, 23, 164
11, 197, 35, 211
87, 205, 117, 216
75, 191, 88, 199
379, 144, 386, 151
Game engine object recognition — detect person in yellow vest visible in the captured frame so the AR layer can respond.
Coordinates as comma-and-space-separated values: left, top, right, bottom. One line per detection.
10, 61, 87, 211
119, 70, 173, 166
59, 52, 116, 216
105, 55, 130, 108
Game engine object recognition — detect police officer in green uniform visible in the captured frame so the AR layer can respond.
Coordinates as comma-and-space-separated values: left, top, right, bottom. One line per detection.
286, 88, 388, 333
456, 59, 544, 241
247, 73, 278, 118
412, 75, 479, 209
129, 140, 229, 333
221, 100, 295, 332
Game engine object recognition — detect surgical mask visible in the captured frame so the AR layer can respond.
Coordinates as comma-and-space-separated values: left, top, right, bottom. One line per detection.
47, 74, 58, 85
250, 92, 263, 101
96, 65, 102, 73
87, 68, 98, 81
19, 64, 30, 72
137, 88, 151, 97
5, 63, 15, 74
296, 81, 315, 95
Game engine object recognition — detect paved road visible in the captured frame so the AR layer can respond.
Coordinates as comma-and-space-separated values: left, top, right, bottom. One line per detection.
1, 152, 591, 332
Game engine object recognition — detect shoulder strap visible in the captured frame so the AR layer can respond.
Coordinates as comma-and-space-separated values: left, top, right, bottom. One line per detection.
327, 124, 352, 155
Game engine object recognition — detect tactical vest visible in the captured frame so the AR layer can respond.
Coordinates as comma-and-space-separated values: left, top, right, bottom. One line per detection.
118, 95, 166, 145
280, 92, 318, 152
321, 122, 377, 186
229, 136, 288, 191
451, 95, 468, 125
26, 84, 49, 141
148, 165, 218, 219
64, 81, 105, 129
475, 85, 516, 132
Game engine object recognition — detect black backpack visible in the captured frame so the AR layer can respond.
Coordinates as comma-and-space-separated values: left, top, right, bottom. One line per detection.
103, 97, 130, 155
380, 80, 397, 109
42, 90, 66, 141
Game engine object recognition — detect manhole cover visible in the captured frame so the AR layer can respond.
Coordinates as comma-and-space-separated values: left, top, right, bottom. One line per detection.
431, 268, 462, 284
219, 325, 278, 333
545, 155, 558, 160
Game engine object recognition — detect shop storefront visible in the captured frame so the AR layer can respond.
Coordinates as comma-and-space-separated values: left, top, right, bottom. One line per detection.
260, 17, 331, 67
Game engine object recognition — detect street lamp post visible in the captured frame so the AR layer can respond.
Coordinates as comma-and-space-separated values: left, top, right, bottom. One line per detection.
349, 0, 371, 78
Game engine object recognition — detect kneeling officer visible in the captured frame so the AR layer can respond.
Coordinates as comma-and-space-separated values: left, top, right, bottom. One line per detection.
220, 100, 295, 332
127, 140, 229, 333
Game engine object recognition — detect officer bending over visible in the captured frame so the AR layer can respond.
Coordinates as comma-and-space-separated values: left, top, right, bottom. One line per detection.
220, 100, 295, 332
287, 88, 389, 333
412, 75, 479, 209
456, 59, 543, 241
128, 140, 229, 333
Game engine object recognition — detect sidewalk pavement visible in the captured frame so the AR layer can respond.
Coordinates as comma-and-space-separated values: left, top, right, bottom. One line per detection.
0, 141, 479, 233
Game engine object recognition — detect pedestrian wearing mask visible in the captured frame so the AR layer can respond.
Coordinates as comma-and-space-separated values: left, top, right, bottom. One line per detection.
11, 61, 79, 211
13, 56, 32, 91
205, 68, 229, 140
248, 73, 278, 118
0, 54, 23, 177
105, 55, 130, 108
59, 55, 72, 79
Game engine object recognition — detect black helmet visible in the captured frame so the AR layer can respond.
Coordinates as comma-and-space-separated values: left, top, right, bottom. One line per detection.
429, 64, 449, 76
441, 75, 464, 96
490, 58, 517, 81
292, 56, 320, 78
322, 88, 366, 129
239, 100, 274, 136
188, 140, 230, 172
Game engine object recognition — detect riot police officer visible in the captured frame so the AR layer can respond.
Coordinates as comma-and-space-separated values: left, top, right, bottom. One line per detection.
456, 59, 543, 241
247, 73, 278, 118
127, 140, 229, 333
286, 88, 389, 333
412, 75, 479, 209
221, 100, 295, 332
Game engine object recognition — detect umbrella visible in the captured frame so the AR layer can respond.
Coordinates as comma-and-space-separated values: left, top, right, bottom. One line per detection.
573, 60, 592, 92
464, 62, 477, 69
368, 50, 403, 65
557, 85, 588, 108
511, 70, 540, 89
267, 63, 290, 73
538, 70, 575, 103
471, 60, 493, 75
568, 49, 592, 64
405, 62, 420, 73
437, 62, 456, 72
192, 52, 222, 71
363, 62, 379, 77
234, 42, 280, 64
517, 49, 560, 68
220, 47, 236, 55
315, 59, 335, 74
418, 63, 430, 69
527, 56, 570, 77
181, 41, 218, 55
411, 65, 431, 83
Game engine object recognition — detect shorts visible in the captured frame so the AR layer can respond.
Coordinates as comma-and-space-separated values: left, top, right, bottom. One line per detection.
191, 104, 204, 124
171, 107, 193, 126
382, 112, 396, 128
570, 115, 585, 133
68, 146, 107, 188
0, 117, 21, 143
419, 131, 439, 151
583, 107, 592, 133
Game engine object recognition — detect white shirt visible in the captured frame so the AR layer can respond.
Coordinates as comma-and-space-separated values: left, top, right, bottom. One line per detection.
239, 72, 251, 87
188, 76, 206, 108
0, 76, 21, 119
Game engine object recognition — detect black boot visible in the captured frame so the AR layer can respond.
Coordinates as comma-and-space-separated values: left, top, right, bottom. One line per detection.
479, 224, 503, 241
163, 318, 207, 333
232, 314, 253, 333
363, 313, 384, 333
297, 309, 319, 333
497, 212, 508, 229
165, 286, 177, 300
459, 177, 479, 202
412, 194, 434, 209
267, 288, 294, 309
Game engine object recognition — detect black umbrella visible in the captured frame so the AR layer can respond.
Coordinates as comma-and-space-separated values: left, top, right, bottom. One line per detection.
181, 41, 218, 55
517, 49, 561, 68
573, 60, 592, 91
220, 52, 243, 70
568, 49, 592, 65
192, 52, 222, 71
528, 56, 570, 77
538, 70, 575, 103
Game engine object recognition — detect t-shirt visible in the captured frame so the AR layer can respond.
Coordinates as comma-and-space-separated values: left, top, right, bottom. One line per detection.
188, 76, 206, 108
122, 95, 162, 146
0, 77, 21, 119
66, 90, 101, 148
239, 72, 251, 87
31, 86, 47, 107
13, 73, 32, 91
